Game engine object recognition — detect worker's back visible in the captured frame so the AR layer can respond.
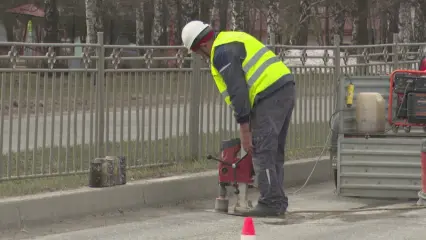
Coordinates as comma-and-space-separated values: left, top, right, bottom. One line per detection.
211, 31, 292, 107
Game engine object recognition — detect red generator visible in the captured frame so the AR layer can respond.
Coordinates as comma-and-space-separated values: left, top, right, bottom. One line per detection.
388, 71, 426, 133
421, 56, 426, 71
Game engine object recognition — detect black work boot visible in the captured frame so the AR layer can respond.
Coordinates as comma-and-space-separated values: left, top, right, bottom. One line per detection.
240, 203, 285, 217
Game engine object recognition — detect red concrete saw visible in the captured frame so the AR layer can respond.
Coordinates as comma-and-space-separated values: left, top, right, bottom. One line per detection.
206, 138, 255, 214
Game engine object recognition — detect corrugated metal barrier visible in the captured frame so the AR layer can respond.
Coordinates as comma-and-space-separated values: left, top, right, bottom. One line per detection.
338, 136, 421, 199
336, 75, 425, 199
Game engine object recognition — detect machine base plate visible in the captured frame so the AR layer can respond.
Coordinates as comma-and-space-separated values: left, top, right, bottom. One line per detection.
205, 209, 287, 219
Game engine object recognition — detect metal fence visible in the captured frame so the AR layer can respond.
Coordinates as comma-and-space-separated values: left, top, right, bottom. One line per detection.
0, 32, 425, 181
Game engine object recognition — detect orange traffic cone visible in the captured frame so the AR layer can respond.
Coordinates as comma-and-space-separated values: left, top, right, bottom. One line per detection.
241, 217, 256, 240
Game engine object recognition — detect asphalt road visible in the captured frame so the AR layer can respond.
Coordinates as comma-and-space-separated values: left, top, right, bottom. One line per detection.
1, 97, 333, 153
1, 182, 424, 240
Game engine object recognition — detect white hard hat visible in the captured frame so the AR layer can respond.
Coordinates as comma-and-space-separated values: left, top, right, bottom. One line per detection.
181, 20, 211, 52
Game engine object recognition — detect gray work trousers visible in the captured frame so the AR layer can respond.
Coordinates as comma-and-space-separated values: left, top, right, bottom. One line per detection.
251, 83, 295, 213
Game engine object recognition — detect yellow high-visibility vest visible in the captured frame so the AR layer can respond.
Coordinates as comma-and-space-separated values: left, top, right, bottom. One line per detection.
210, 31, 291, 108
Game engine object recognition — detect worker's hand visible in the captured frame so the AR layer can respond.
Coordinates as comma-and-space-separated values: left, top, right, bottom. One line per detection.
239, 123, 253, 154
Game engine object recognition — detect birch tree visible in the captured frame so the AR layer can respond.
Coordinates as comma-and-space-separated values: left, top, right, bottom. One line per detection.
85, 0, 104, 44
330, 1, 345, 45
208, 0, 229, 30
419, 0, 426, 51
411, 0, 425, 43
312, 4, 324, 45
135, 1, 145, 46
294, 0, 311, 45
379, 8, 388, 44
230, 0, 245, 30
398, 1, 411, 43
218, 0, 230, 30
210, 0, 220, 28
181, 0, 198, 24
351, 17, 358, 44
266, 0, 280, 44
136, 0, 153, 55
170, 0, 183, 45
242, 0, 252, 33
152, 0, 164, 45
44, 0, 59, 44
385, 1, 399, 44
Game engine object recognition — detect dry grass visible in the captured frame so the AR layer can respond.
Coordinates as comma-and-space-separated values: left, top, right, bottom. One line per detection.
0, 122, 329, 198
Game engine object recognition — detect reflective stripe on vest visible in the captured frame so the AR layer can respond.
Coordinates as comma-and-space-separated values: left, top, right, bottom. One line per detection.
210, 31, 291, 107
220, 48, 281, 98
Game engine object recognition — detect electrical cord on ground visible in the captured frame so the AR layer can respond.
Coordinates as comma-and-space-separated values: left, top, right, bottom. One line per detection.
288, 205, 426, 214
289, 78, 340, 195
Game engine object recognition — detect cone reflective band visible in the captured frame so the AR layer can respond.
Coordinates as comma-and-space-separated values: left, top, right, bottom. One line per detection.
241, 217, 256, 240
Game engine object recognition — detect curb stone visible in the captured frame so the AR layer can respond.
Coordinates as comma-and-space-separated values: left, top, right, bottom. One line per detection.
0, 156, 331, 229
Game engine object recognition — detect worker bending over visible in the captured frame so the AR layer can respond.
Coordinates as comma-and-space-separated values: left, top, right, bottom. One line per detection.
181, 21, 295, 217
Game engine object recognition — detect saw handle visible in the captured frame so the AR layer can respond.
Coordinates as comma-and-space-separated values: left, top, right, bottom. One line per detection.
206, 154, 249, 195
206, 153, 248, 168
206, 155, 232, 166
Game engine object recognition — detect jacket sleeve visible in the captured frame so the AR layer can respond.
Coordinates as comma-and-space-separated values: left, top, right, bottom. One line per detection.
212, 42, 251, 124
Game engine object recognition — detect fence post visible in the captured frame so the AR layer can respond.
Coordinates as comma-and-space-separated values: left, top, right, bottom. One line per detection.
333, 34, 341, 80
269, 32, 276, 52
96, 32, 105, 157
189, 53, 202, 159
392, 33, 399, 70
333, 35, 344, 134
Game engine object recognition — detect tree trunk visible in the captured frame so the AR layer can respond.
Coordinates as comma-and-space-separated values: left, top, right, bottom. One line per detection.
135, 1, 145, 47
312, 5, 324, 45
230, 0, 245, 30
351, 15, 358, 45
355, 0, 368, 73
161, 0, 170, 45
219, 0, 229, 30
421, 0, 426, 20
85, 0, 103, 44
250, 9, 260, 36
387, 2, 399, 43
266, 0, 280, 44
44, 0, 59, 44
379, 10, 388, 44
398, 2, 411, 43
331, 2, 345, 45
419, 0, 426, 54
385, 2, 399, 62
181, 0, 197, 24
324, 0, 330, 45
153, 0, 164, 45
199, 0, 211, 23
210, 0, 220, 28
173, 0, 183, 45
294, 0, 310, 45
243, 0, 251, 33
412, 0, 425, 43
366, 0, 372, 44
352, 0, 369, 46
